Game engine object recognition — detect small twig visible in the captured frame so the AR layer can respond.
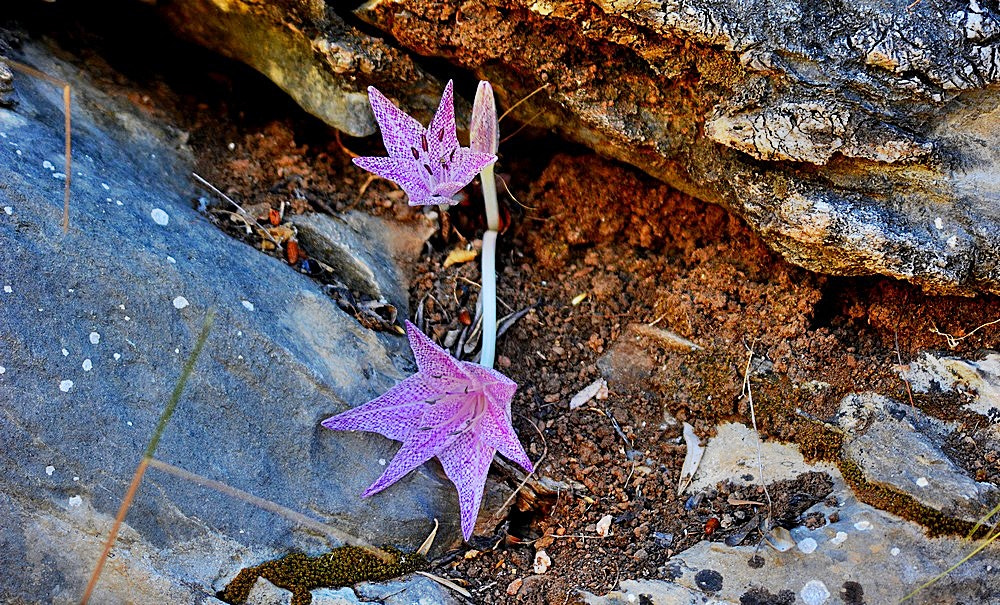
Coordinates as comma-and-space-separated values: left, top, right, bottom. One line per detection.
191, 172, 282, 250
492, 413, 547, 519
930, 317, 1000, 349
741, 342, 774, 517
498, 83, 550, 122
146, 458, 392, 562
334, 130, 360, 159
895, 330, 916, 410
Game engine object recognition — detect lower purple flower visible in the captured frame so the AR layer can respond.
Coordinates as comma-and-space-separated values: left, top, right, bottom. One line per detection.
322, 321, 533, 540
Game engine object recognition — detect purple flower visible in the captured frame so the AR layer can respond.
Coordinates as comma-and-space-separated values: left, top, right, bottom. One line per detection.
322, 321, 533, 540
470, 80, 499, 155
354, 81, 497, 206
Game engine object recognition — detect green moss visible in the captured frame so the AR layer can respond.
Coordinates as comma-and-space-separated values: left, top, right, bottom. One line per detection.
220, 546, 427, 605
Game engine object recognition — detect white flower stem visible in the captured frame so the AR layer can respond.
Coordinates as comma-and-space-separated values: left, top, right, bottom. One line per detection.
480, 163, 499, 368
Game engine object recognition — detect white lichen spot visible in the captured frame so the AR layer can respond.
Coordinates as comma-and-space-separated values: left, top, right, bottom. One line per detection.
116, 200, 123, 206
596, 514, 613, 537
3, 285, 11, 292
82, 359, 92, 372
948, 235, 959, 248
167, 256, 176, 263
62, 348, 69, 356
68, 495, 82, 507
172, 296, 189, 309
89, 332, 100, 345
52, 172, 65, 180
0, 366, 5, 374
800, 579, 830, 605
797, 537, 818, 554
127, 421, 133, 427
101, 183, 110, 190
378, 458, 387, 466
891, 547, 901, 556
174, 348, 180, 354
854, 520, 873, 531
241, 300, 255, 311
42, 160, 54, 170
3, 207, 11, 215
73, 476, 79, 481
934, 217, 944, 230
830, 531, 848, 545
533, 549, 551, 574
59, 379, 74, 392
113, 353, 121, 360
151, 208, 170, 226
45, 465, 54, 476
916, 477, 929, 487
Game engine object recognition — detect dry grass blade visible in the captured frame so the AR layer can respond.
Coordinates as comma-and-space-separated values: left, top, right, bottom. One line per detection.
191, 172, 282, 250
146, 458, 392, 562
415, 571, 473, 598
2, 58, 72, 232
741, 343, 774, 515
81, 311, 214, 604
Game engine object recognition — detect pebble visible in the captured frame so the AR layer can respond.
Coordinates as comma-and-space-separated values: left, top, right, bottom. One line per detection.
533, 549, 551, 574
151, 208, 169, 226
596, 514, 613, 537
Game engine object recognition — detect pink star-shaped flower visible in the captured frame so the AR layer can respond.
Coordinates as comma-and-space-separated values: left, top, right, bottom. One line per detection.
354, 81, 497, 206
322, 321, 533, 540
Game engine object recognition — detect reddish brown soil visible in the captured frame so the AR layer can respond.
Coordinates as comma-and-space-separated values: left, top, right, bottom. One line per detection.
26, 10, 1000, 602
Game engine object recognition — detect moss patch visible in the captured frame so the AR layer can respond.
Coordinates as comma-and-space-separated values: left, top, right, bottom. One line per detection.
220, 546, 427, 605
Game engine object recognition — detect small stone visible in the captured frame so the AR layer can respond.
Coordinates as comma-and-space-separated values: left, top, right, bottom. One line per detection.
533, 549, 552, 574
800, 579, 831, 605
506, 578, 523, 596
596, 514, 613, 537
246, 577, 293, 605
150, 208, 170, 226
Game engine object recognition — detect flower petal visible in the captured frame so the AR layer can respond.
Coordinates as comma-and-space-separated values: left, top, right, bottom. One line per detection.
470, 81, 499, 155
404, 321, 469, 382
360, 415, 459, 498
426, 80, 459, 160
366, 86, 425, 159
444, 148, 497, 192
437, 431, 495, 540
463, 363, 518, 411
478, 404, 534, 474
321, 373, 440, 441
352, 156, 432, 204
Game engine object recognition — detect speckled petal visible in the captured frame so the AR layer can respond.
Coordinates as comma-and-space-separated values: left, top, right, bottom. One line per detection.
352, 156, 432, 205
404, 321, 470, 382
321, 373, 440, 441
444, 148, 497, 192
479, 404, 534, 474
366, 86, 425, 159
360, 406, 463, 498
470, 81, 499, 155
437, 431, 495, 540
426, 80, 459, 160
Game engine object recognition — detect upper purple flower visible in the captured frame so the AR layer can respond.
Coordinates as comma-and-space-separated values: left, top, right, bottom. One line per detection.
322, 321, 533, 540
354, 81, 497, 206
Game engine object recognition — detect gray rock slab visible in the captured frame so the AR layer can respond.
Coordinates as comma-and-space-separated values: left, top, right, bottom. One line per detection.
582, 450, 1000, 605
0, 38, 461, 604
904, 351, 1000, 422
355, 574, 462, 605
836, 393, 999, 523
311, 586, 361, 605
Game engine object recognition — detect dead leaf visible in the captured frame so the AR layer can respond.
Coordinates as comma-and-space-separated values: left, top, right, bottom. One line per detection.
677, 422, 705, 495
443, 247, 478, 268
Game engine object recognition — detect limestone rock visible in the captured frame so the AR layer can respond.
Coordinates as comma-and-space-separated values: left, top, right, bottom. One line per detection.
0, 37, 460, 604
581, 440, 1000, 605
353, 0, 1000, 295
247, 577, 293, 605
836, 393, 999, 523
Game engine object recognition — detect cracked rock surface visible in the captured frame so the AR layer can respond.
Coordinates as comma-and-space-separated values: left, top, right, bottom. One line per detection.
156, 0, 1000, 294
